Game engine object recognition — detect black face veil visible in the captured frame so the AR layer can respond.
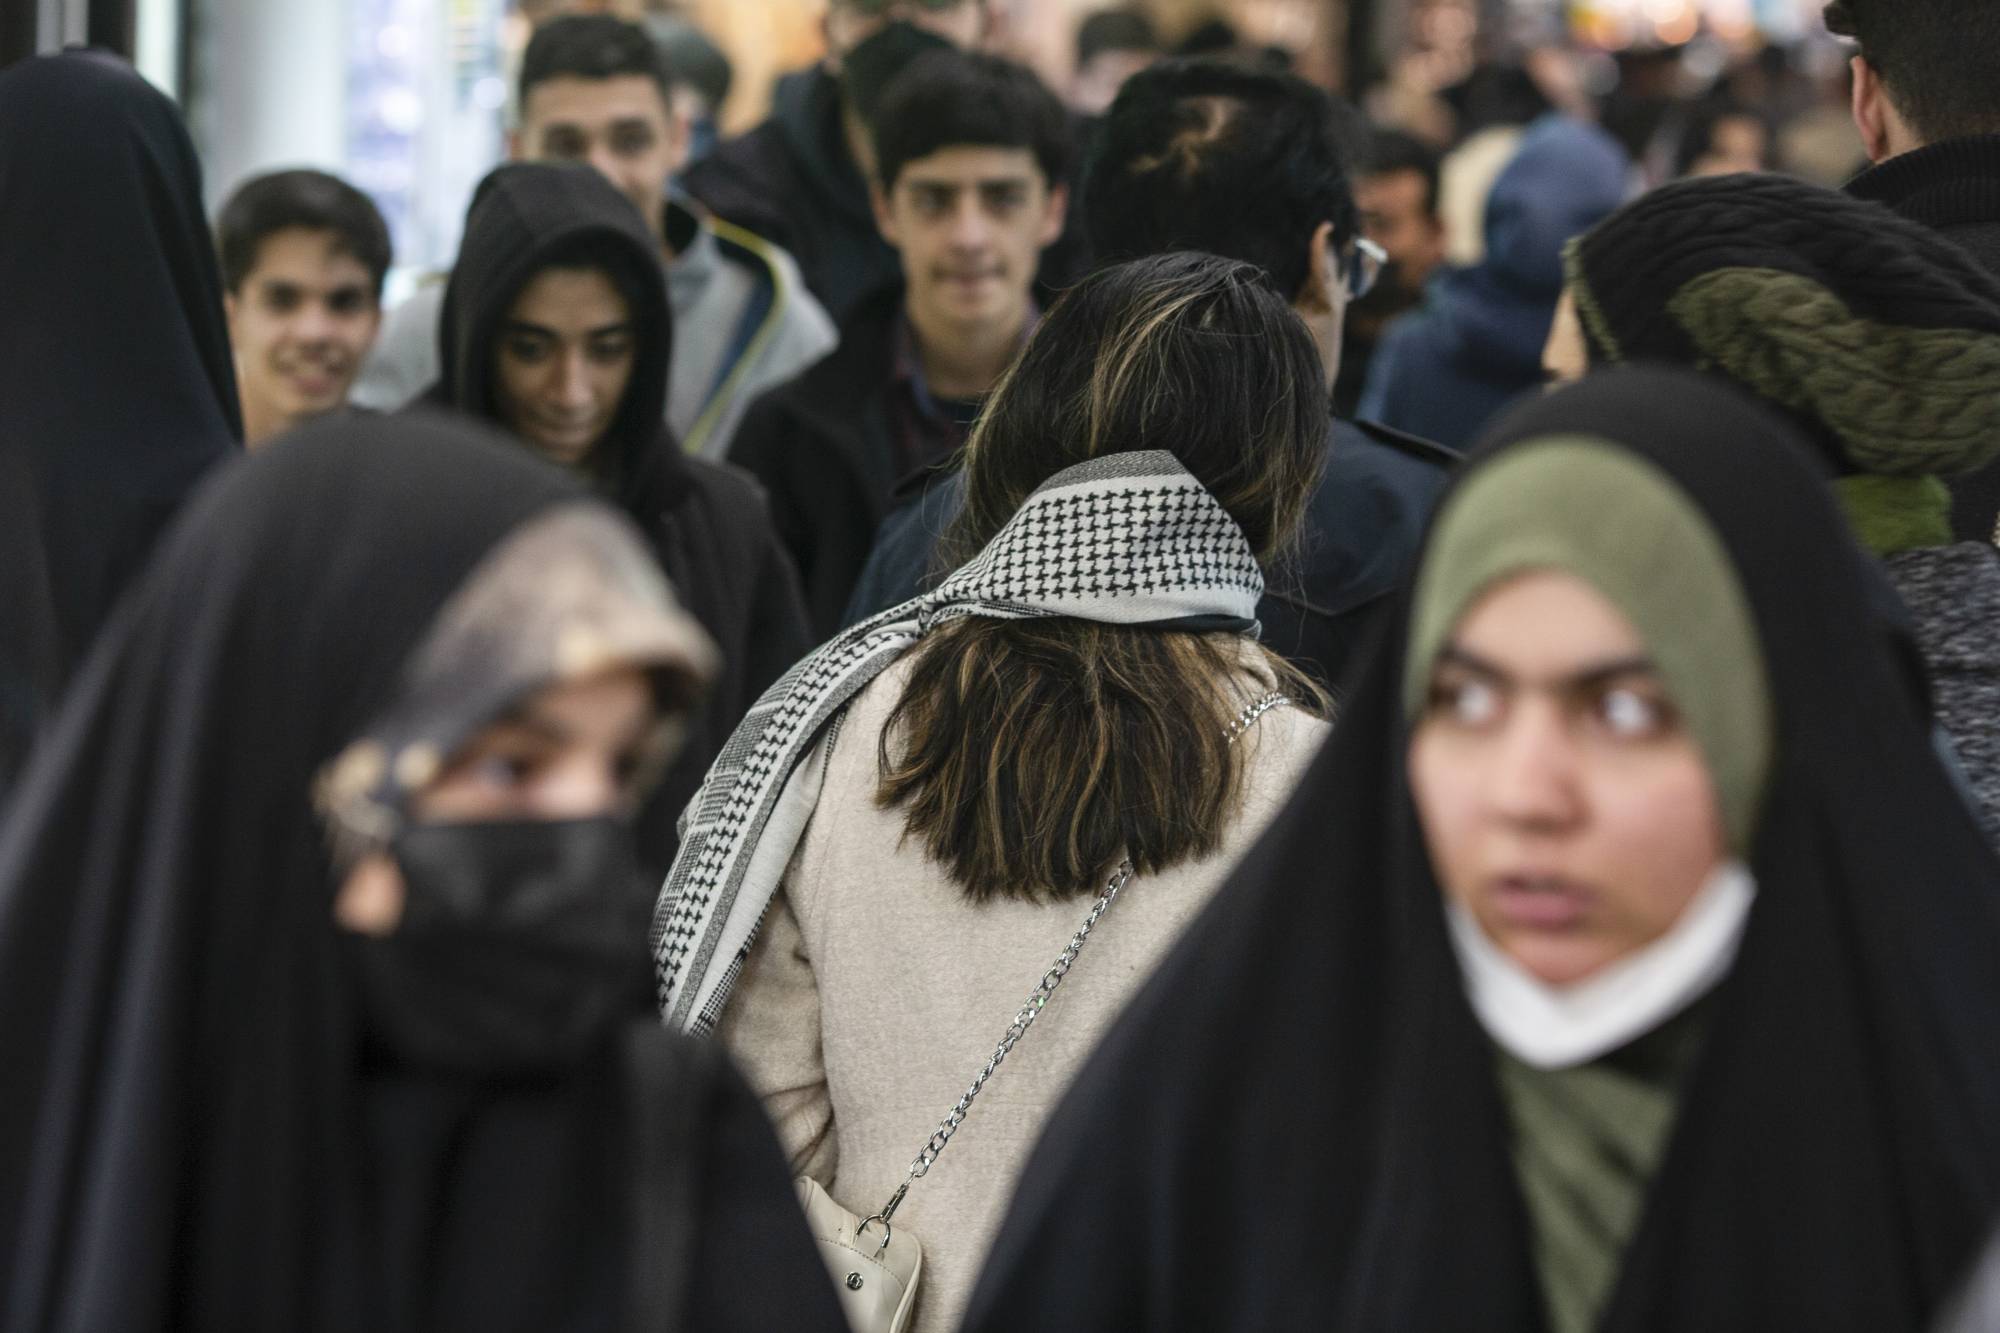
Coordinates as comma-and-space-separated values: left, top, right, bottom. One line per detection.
0, 51, 242, 791
962, 368, 2000, 1332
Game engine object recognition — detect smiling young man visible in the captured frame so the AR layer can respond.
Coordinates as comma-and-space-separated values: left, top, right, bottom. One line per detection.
216, 170, 391, 448
727, 50, 1070, 634
358, 15, 834, 458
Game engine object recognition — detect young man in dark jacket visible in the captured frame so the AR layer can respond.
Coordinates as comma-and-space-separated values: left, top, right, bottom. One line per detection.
424, 161, 812, 876
848, 59, 1462, 689
1832, 0, 2000, 540
727, 51, 1071, 637
682, 0, 987, 325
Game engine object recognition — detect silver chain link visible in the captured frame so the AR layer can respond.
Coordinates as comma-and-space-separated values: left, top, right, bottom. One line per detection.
865, 689, 1292, 1237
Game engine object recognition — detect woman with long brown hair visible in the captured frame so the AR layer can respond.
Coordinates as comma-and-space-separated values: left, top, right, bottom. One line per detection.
649, 251, 1334, 1333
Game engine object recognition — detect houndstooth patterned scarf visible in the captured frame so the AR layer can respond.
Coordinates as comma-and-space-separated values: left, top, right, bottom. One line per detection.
649, 450, 1266, 1033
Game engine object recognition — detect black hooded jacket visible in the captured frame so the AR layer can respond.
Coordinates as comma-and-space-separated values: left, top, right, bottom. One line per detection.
426, 163, 812, 876
0, 52, 241, 796
684, 67, 901, 328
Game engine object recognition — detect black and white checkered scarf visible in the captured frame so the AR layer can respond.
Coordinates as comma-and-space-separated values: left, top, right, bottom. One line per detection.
649, 450, 1265, 1033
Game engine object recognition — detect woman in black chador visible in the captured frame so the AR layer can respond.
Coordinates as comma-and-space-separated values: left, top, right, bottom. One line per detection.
0, 52, 240, 794
964, 369, 2000, 1332
0, 414, 844, 1332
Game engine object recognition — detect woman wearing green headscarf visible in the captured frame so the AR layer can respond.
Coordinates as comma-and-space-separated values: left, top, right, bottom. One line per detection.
963, 368, 2000, 1333
1545, 171, 2000, 843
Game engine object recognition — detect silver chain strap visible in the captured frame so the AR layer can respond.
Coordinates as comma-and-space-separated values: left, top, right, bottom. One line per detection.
858, 689, 1292, 1252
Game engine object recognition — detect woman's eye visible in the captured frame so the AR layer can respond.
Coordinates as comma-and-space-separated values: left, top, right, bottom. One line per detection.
588, 338, 632, 365
1595, 686, 1671, 739
469, 752, 539, 789
504, 338, 550, 364
1431, 677, 1502, 727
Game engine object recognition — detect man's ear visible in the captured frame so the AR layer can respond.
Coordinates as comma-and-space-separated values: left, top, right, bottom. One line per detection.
506, 127, 524, 162
871, 181, 900, 246
1850, 55, 1895, 163
223, 290, 240, 333
1037, 182, 1070, 249
1295, 220, 1340, 316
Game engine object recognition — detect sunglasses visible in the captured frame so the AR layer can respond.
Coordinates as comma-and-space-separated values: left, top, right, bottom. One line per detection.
1346, 237, 1388, 301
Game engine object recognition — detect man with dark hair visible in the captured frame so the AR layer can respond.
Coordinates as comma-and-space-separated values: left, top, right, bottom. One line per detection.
1831, 0, 2000, 540
847, 58, 1455, 686
683, 0, 991, 325
1071, 8, 1160, 115
1337, 127, 1446, 417
359, 14, 834, 458
728, 49, 1070, 634
217, 169, 390, 447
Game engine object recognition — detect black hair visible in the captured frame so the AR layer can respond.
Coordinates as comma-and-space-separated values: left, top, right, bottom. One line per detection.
1671, 100, 1769, 178
519, 15, 671, 113
1076, 9, 1160, 66
1083, 58, 1360, 300
1443, 62, 1552, 137
1825, 0, 2000, 143
648, 15, 732, 109
870, 50, 1072, 193
215, 169, 392, 298
1362, 126, 1441, 217
1174, 19, 1240, 58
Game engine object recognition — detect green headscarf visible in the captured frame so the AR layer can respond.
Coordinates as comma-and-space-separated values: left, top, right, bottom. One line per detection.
1403, 437, 1774, 853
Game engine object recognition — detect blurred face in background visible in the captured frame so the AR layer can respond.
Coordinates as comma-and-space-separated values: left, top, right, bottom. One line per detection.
516, 74, 688, 241
874, 144, 1065, 341
1071, 48, 1157, 116
1356, 167, 1445, 300
1685, 114, 1770, 178
226, 227, 382, 447
825, 0, 986, 63
493, 266, 638, 468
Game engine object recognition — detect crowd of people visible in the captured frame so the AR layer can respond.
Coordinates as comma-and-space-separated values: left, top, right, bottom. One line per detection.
5, 0, 2000, 1328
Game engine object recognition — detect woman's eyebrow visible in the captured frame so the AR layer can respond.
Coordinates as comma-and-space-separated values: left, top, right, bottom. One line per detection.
1436, 643, 1657, 689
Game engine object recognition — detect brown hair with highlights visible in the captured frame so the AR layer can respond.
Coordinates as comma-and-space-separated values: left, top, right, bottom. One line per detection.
879, 252, 1329, 902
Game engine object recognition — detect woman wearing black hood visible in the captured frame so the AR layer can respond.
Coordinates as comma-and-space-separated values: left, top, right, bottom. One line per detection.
0, 412, 845, 1332
963, 370, 2000, 1332
0, 51, 240, 795
426, 161, 812, 877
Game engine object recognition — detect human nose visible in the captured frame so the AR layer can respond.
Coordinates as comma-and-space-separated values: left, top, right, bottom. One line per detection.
536, 753, 623, 819
1486, 699, 1582, 831
294, 299, 338, 343
552, 350, 594, 410
948, 197, 993, 250
586, 143, 622, 189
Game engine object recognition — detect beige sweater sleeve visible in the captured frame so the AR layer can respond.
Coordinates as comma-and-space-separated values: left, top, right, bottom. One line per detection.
718, 878, 838, 1184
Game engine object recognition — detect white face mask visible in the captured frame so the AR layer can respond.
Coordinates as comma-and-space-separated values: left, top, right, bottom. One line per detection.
1446, 861, 1756, 1071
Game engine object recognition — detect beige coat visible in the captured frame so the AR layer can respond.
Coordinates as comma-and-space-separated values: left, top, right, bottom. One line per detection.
721, 653, 1329, 1333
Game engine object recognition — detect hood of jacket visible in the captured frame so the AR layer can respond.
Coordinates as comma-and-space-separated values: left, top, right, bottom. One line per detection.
1423, 116, 1630, 377
769, 67, 877, 227
437, 162, 674, 499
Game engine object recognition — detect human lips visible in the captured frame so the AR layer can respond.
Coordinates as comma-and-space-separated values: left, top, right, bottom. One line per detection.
276, 356, 348, 402
1483, 873, 1595, 932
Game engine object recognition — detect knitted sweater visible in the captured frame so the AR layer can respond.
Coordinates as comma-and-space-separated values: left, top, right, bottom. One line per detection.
719, 651, 1329, 1333
1885, 542, 2000, 845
